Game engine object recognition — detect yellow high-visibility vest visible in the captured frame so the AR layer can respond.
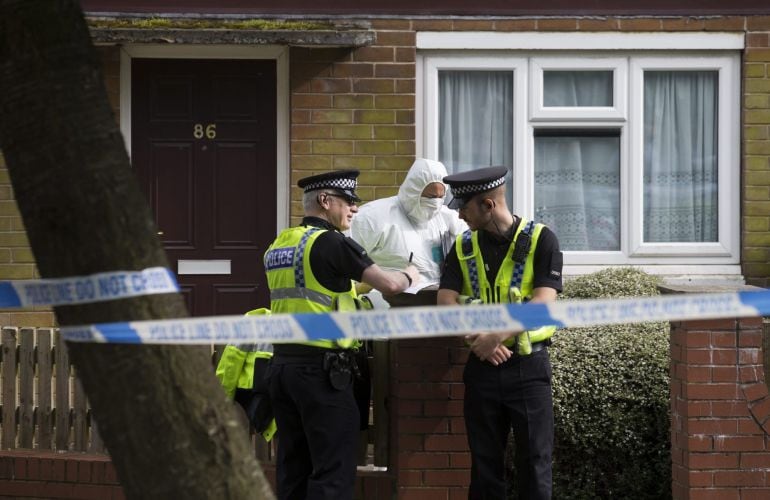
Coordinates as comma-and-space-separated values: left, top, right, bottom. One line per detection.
264, 226, 359, 349
455, 218, 556, 355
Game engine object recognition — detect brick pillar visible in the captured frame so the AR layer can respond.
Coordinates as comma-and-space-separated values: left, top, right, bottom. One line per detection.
391, 337, 470, 499
670, 287, 770, 498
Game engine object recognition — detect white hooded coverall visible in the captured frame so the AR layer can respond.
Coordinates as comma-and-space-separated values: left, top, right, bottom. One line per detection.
350, 158, 468, 284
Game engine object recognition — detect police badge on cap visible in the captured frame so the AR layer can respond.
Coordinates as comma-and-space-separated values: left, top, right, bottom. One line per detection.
443, 166, 508, 209
297, 169, 362, 203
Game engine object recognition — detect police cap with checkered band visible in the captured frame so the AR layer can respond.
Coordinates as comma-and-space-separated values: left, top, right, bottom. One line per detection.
297, 169, 362, 203
443, 166, 509, 209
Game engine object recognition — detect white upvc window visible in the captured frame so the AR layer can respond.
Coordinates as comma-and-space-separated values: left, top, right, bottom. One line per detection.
530, 57, 627, 121
417, 37, 741, 276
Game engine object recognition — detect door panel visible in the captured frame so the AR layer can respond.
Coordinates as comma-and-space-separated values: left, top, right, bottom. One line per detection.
132, 58, 276, 317
213, 285, 261, 316
151, 143, 194, 246
214, 144, 260, 247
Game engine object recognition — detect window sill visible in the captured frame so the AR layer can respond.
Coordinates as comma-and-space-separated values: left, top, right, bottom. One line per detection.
564, 264, 744, 286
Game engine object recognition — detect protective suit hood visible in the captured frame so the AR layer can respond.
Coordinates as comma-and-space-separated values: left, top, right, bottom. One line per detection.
350, 159, 468, 283
397, 159, 448, 225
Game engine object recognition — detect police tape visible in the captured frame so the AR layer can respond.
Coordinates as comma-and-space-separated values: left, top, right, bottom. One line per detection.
0, 267, 178, 307
60, 289, 770, 345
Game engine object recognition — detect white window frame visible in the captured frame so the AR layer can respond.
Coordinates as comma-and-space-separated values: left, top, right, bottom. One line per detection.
417, 33, 742, 277
530, 56, 627, 121
422, 54, 529, 212
527, 122, 630, 266
628, 54, 740, 260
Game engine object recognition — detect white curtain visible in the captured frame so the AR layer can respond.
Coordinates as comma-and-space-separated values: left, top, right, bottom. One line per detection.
535, 135, 620, 251
438, 69, 718, 249
543, 70, 613, 107
535, 72, 620, 251
644, 71, 718, 242
438, 71, 513, 204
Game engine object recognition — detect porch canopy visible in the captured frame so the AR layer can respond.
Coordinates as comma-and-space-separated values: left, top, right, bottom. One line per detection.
88, 18, 374, 47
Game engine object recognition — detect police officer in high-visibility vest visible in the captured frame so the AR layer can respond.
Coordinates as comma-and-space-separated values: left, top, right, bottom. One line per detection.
437, 166, 563, 500
264, 169, 419, 500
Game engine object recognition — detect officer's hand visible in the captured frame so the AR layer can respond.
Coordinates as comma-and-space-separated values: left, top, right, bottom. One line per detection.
404, 264, 421, 286
468, 332, 512, 365
486, 345, 512, 366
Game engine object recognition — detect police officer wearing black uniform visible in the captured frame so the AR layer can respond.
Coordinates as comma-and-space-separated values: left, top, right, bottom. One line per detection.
437, 166, 563, 500
264, 169, 419, 500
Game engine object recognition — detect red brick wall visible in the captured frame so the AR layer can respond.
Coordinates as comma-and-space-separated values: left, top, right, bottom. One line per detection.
670, 316, 770, 498
0, 450, 123, 499
390, 337, 470, 499
0, 452, 394, 499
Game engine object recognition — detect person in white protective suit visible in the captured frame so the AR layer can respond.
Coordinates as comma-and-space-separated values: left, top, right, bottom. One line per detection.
350, 158, 467, 304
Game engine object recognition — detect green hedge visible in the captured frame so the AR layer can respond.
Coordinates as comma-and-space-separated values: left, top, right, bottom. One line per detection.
508, 267, 671, 499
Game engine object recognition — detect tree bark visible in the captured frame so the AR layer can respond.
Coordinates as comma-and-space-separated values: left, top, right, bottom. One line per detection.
0, 1, 274, 498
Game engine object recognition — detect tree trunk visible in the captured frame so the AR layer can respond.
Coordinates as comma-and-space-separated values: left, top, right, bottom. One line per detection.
0, 1, 274, 498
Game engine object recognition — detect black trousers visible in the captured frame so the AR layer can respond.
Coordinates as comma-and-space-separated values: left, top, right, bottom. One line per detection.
268, 356, 359, 500
463, 349, 553, 500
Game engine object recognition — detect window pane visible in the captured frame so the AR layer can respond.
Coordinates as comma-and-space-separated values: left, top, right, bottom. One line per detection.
438, 70, 513, 204
644, 71, 718, 243
543, 71, 613, 107
535, 132, 620, 251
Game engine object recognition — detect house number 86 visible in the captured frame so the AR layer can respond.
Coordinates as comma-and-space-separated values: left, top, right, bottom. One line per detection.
193, 123, 217, 139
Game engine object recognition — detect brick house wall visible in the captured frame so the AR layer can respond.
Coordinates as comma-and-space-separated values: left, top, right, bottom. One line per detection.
745, 26, 770, 288
1, 12, 770, 500
287, 15, 770, 288
0, 156, 48, 327
0, 14, 767, 301
289, 19, 417, 226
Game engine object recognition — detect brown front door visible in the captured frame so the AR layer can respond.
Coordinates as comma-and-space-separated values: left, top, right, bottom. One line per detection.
131, 58, 276, 317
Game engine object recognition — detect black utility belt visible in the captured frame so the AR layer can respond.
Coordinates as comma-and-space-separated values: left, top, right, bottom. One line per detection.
273, 343, 352, 358
503, 340, 549, 355
273, 344, 359, 390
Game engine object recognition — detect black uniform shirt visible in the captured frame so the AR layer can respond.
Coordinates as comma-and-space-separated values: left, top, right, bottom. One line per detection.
303, 216, 375, 292
440, 216, 563, 296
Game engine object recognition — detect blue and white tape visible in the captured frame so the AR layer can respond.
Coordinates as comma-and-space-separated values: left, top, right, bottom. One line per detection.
61, 289, 770, 345
0, 267, 178, 307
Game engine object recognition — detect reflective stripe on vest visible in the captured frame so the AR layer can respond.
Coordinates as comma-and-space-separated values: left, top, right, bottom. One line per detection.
269, 287, 334, 307
511, 220, 535, 290
294, 227, 321, 288
454, 218, 556, 355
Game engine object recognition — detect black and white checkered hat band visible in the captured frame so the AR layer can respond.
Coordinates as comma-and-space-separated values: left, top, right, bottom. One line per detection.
450, 176, 505, 197
303, 178, 357, 192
